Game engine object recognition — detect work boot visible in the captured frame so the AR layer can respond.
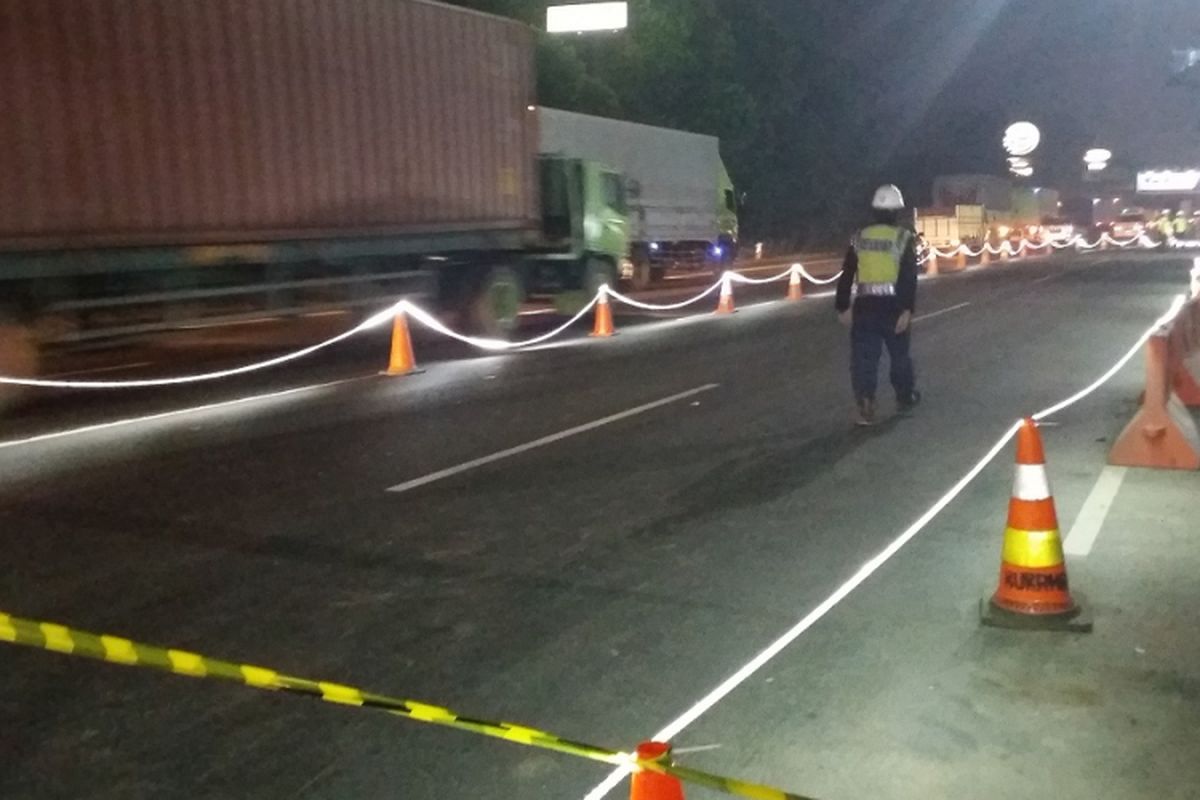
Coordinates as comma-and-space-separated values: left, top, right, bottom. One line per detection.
897, 389, 922, 414
855, 398, 877, 427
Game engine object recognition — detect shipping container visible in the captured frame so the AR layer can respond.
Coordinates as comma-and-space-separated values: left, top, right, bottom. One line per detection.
0, 0, 539, 251
0, 0, 639, 391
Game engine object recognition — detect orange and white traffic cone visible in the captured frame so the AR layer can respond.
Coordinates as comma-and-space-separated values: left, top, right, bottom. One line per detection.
630, 742, 685, 800
384, 309, 420, 376
716, 274, 735, 314
956, 248, 967, 270
980, 247, 991, 266
591, 288, 615, 338
981, 419, 1091, 632
926, 251, 939, 276
787, 265, 804, 301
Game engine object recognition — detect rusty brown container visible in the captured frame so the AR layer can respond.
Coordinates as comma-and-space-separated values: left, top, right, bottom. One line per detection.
0, 0, 539, 252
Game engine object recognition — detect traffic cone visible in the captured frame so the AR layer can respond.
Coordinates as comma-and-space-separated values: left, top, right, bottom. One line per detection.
926, 252, 939, 276
384, 309, 420, 376
630, 742, 685, 800
981, 419, 1092, 632
956, 248, 967, 270
591, 288, 615, 338
980, 247, 991, 266
787, 265, 804, 301
716, 274, 735, 314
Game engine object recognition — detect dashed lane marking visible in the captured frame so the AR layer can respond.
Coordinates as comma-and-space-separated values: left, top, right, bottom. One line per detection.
385, 384, 721, 495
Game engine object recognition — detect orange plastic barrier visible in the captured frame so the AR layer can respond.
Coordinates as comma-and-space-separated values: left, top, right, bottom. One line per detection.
1109, 297, 1200, 470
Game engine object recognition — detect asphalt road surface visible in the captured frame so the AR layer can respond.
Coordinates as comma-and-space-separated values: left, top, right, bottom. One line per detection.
2, 251, 1197, 800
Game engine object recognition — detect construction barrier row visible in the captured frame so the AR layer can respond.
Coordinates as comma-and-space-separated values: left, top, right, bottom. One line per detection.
1108, 258, 1200, 470
0, 232, 1155, 392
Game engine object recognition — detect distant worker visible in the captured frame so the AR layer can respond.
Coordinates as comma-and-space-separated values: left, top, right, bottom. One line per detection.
835, 184, 921, 426
1175, 211, 1190, 239
1158, 214, 1175, 243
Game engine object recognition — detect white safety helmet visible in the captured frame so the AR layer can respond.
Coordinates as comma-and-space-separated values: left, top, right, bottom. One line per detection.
871, 184, 906, 211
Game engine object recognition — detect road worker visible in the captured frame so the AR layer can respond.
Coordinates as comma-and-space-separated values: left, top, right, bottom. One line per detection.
835, 184, 921, 426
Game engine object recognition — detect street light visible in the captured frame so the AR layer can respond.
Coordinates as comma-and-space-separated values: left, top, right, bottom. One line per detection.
546, 2, 628, 33
1004, 122, 1041, 157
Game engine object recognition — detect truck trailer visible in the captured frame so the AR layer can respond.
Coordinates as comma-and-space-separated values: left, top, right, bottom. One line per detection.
0, 0, 630, 391
538, 108, 738, 289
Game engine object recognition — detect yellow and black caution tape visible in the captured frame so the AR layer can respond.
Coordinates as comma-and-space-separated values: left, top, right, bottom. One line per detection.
0, 611, 814, 800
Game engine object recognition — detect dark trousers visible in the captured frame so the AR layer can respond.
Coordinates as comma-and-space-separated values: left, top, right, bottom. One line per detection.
850, 306, 915, 402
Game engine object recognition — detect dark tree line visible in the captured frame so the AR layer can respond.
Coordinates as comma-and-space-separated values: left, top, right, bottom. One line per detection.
446, 0, 883, 246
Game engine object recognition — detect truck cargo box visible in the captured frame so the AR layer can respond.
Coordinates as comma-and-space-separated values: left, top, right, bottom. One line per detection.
0, 0, 539, 252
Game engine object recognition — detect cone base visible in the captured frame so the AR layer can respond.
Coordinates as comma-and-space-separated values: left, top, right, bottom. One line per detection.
380, 368, 425, 377
979, 596, 1093, 633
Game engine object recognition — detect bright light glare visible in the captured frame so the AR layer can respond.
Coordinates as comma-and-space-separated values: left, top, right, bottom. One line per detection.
1084, 148, 1112, 164
546, 2, 628, 33
1003, 121, 1041, 156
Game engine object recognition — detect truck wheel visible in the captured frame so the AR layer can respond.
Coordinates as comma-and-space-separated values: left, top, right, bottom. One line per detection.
629, 256, 653, 291
584, 257, 616, 299
466, 265, 523, 339
0, 319, 39, 413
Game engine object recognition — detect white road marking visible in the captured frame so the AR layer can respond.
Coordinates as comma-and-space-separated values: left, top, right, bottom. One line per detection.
1030, 273, 1058, 285
385, 383, 720, 494
914, 302, 971, 322
0, 379, 360, 451
1063, 466, 1128, 557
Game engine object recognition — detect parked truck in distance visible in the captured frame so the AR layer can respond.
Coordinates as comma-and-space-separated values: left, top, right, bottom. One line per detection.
0, 0, 629, 396
539, 108, 739, 289
914, 205, 987, 248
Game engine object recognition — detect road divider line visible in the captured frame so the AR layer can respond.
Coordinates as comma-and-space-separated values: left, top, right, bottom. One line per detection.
386, 384, 720, 494
913, 302, 971, 323
1063, 466, 1128, 557
0, 379, 361, 452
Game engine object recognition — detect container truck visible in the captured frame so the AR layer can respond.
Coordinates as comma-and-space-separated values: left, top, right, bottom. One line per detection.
914, 205, 987, 248
0, 0, 630, 393
538, 108, 739, 289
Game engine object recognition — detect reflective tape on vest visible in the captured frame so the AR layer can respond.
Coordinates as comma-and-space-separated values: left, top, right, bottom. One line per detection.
856, 283, 896, 296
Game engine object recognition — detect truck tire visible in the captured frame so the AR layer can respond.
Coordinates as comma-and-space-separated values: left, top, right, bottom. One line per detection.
629, 255, 653, 291
466, 265, 523, 339
583, 257, 616, 299
0, 318, 39, 413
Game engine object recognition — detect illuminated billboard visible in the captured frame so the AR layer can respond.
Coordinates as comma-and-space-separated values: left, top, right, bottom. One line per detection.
1137, 170, 1200, 193
546, 3, 628, 33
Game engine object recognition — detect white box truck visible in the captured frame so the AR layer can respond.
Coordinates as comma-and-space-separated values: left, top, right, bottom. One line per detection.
539, 108, 739, 289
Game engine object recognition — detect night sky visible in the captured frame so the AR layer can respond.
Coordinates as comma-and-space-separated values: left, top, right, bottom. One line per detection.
769, 0, 1199, 194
